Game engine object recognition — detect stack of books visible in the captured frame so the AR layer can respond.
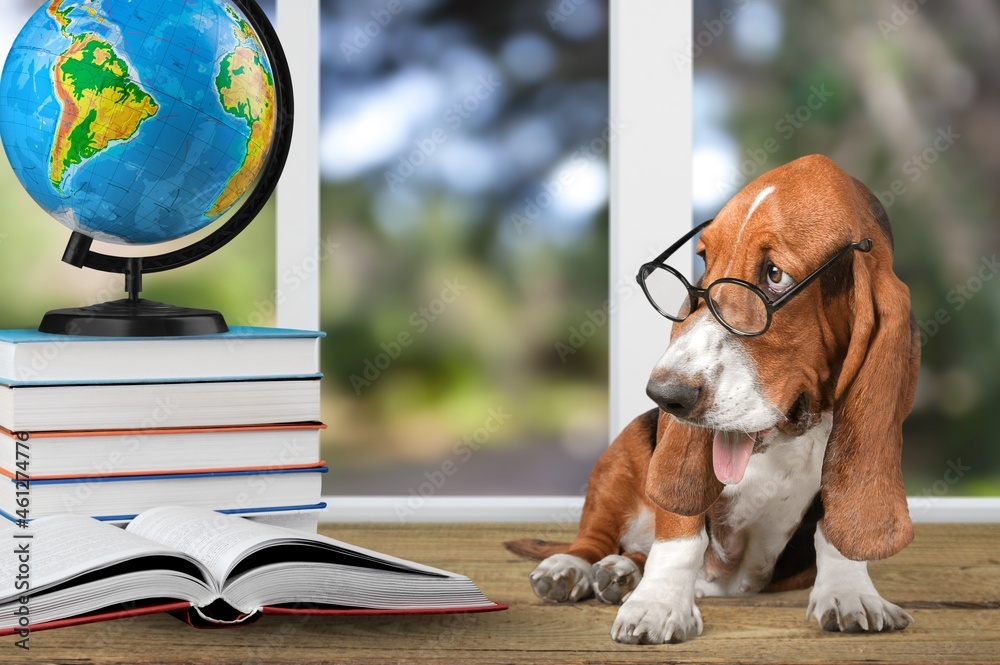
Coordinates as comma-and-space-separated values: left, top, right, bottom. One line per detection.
0, 330, 509, 634
0, 327, 327, 531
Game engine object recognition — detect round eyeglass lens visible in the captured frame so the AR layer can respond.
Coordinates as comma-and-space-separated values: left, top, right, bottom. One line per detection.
707, 281, 769, 334
642, 266, 692, 320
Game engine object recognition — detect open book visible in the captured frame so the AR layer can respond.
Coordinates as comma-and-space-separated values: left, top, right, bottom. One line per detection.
0, 507, 503, 635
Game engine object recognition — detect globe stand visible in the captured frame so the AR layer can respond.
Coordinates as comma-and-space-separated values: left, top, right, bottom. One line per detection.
39, 238, 228, 337
34, 0, 293, 338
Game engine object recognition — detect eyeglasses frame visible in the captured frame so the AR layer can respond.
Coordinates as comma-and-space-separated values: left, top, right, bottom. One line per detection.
635, 219, 874, 337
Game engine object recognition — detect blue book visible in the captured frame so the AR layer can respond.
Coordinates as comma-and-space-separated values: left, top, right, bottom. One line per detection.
0, 327, 324, 386
0, 465, 329, 523
0, 502, 329, 524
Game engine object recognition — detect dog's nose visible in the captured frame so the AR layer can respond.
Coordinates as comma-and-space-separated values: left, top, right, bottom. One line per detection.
646, 373, 704, 418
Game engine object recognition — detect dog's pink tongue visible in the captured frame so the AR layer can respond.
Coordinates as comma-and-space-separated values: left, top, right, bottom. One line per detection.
713, 431, 755, 485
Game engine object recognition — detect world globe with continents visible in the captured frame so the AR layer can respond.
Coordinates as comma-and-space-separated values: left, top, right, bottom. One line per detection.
0, 0, 276, 245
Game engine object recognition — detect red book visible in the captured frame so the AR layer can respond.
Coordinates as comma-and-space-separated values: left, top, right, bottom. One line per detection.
1, 601, 508, 636
0, 423, 326, 479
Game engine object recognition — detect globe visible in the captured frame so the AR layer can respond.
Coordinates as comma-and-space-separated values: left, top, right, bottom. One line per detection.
0, 0, 277, 245
0, 0, 292, 337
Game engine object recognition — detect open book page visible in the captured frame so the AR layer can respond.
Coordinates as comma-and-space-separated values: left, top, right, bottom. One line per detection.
0, 515, 211, 603
0, 571, 210, 630
127, 507, 465, 585
224, 562, 496, 612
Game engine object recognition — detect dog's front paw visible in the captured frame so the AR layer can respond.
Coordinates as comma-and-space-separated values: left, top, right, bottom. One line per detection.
529, 554, 594, 602
611, 597, 703, 644
807, 590, 914, 633
591, 555, 641, 605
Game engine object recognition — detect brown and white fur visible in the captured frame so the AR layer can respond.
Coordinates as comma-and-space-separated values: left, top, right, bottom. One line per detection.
506, 155, 920, 644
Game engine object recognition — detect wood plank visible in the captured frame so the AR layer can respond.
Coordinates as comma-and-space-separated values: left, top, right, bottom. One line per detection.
3, 523, 998, 664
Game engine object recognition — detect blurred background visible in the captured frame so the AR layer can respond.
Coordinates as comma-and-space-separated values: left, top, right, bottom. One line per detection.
0, 1, 996, 498
301, 0, 611, 495
0, 0, 612, 497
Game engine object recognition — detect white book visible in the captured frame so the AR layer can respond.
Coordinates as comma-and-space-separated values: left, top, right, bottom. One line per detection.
0, 327, 323, 386
0, 379, 320, 432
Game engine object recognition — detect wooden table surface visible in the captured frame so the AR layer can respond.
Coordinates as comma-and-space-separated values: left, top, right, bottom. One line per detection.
3, 523, 998, 665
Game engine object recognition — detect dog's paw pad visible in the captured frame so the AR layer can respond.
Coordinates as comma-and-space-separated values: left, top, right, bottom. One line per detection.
591, 555, 641, 605
808, 592, 913, 633
611, 598, 703, 644
529, 554, 593, 603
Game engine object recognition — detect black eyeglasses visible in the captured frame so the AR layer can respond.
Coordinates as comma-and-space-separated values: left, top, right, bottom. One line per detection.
636, 219, 873, 337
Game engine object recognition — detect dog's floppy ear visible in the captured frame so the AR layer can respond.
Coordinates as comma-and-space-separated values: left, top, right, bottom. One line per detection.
645, 411, 722, 516
821, 186, 919, 561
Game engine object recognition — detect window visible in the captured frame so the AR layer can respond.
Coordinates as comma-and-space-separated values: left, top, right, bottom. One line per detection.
310, 0, 613, 503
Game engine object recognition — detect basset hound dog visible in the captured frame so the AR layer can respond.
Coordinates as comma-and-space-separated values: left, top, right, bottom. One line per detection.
506, 154, 920, 644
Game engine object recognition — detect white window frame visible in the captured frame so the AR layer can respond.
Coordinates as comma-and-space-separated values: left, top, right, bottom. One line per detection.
275, 0, 320, 331
276, 0, 998, 523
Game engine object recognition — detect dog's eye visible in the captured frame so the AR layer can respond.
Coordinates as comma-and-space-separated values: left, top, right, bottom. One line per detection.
766, 263, 795, 293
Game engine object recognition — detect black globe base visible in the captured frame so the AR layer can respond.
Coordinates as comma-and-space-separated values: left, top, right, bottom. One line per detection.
39, 298, 229, 337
